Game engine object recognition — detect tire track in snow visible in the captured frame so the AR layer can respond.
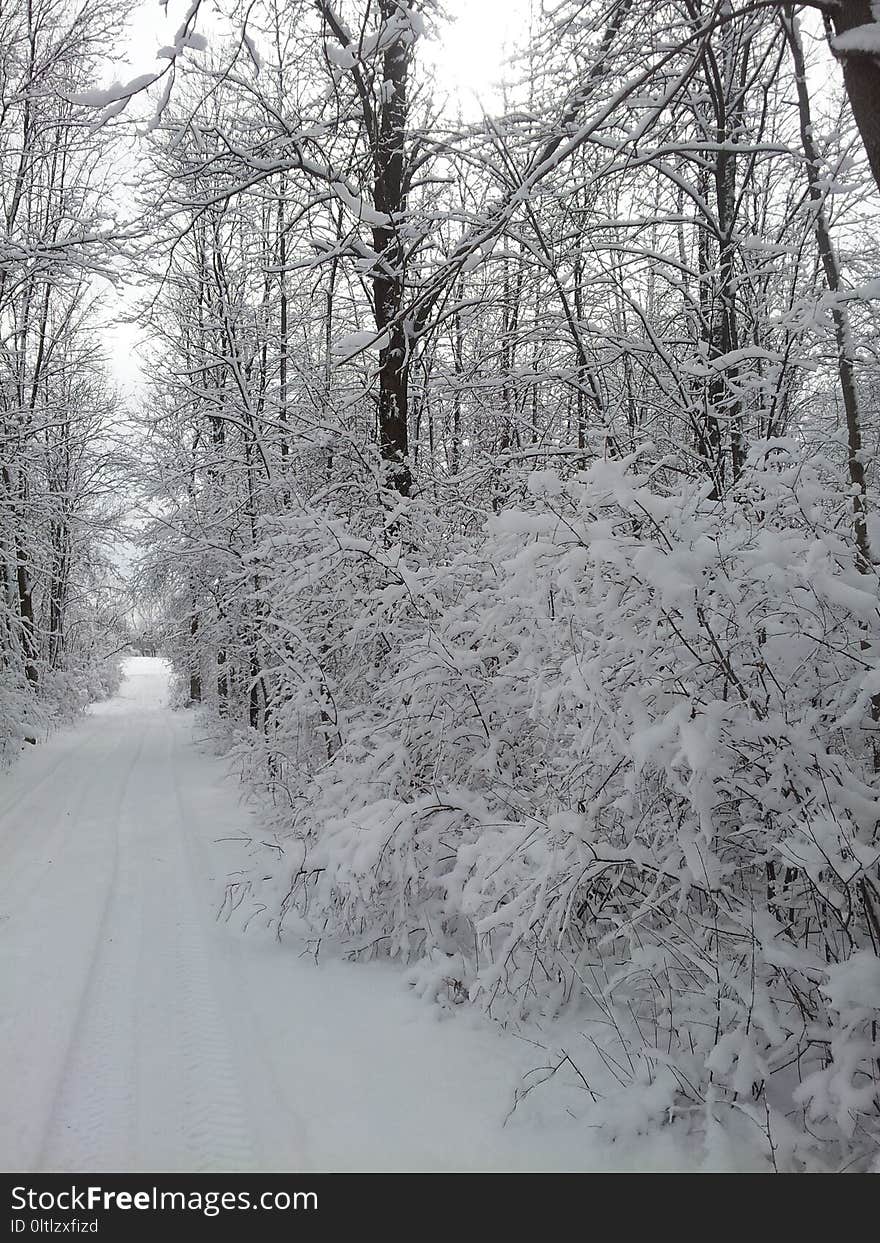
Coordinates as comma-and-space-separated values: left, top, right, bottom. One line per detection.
168, 721, 311, 1171
0, 723, 138, 1172
0, 718, 98, 830
36, 709, 260, 1173
4, 660, 306, 1172
0, 742, 96, 918
131, 718, 259, 1172
36, 722, 147, 1171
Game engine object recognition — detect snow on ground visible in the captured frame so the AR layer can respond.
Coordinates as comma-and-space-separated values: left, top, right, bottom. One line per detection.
0, 657, 709, 1172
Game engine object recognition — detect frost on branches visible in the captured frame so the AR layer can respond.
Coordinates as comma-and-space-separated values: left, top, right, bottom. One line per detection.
204, 442, 880, 1170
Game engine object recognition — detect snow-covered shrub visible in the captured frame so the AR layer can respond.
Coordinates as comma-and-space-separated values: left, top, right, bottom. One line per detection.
40, 651, 123, 719
0, 650, 124, 763
220, 439, 880, 1168
0, 671, 47, 758
0, 602, 126, 766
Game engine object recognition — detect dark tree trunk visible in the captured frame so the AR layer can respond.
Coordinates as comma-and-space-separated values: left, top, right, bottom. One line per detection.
370, 1, 413, 497
249, 652, 261, 730
16, 540, 38, 686
189, 608, 201, 703
47, 522, 70, 671
784, 6, 872, 574
829, 0, 880, 194
217, 648, 228, 716
784, 4, 880, 767
450, 287, 463, 475
695, 166, 723, 489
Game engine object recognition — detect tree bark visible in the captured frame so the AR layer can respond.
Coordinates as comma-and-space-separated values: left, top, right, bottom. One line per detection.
783, 6, 872, 574
783, 3, 880, 767
189, 607, 201, 704
371, 1, 413, 496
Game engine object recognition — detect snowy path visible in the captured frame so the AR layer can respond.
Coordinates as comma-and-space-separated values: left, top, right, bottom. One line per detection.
0, 658, 692, 1173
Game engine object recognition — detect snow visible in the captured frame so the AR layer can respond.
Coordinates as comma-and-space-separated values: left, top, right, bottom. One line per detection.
331, 181, 391, 227
832, 24, 880, 57
242, 31, 262, 71
326, 41, 356, 70
0, 658, 704, 1172
72, 75, 157, 107
822, 952, 880, 1014
333, 329, 389, 358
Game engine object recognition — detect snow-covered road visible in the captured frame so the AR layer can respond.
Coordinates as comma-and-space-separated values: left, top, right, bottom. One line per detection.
0, 657, 694, 1172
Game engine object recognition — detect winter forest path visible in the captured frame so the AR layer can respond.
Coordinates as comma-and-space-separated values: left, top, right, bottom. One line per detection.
0, 657, 698, 1173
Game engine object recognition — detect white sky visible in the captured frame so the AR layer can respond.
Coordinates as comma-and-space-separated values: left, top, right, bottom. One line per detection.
112, 0, 523, 101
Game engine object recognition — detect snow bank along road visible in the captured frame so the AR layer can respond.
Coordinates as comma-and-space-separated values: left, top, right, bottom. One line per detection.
0, 658, 694, 1172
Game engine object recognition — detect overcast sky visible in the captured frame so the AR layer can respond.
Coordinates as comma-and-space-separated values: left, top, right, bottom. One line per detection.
113, 0, 522, 102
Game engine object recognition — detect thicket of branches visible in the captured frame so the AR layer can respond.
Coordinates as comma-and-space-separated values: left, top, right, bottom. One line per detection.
0, 0, 134, 753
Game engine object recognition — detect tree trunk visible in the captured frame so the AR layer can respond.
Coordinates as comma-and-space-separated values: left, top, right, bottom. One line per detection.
829, 0, 880, 194
370, 1, 414, 497
189, 607, 201, 704
784, 6, 872, 574
784, 4, 879, 767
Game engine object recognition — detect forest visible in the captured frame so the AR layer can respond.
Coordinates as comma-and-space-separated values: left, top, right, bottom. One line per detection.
2, 0, 880, 1171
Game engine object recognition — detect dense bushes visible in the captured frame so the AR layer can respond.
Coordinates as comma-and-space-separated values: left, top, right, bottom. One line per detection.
192, 439, 880, 1168
0, 649, 124, 763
